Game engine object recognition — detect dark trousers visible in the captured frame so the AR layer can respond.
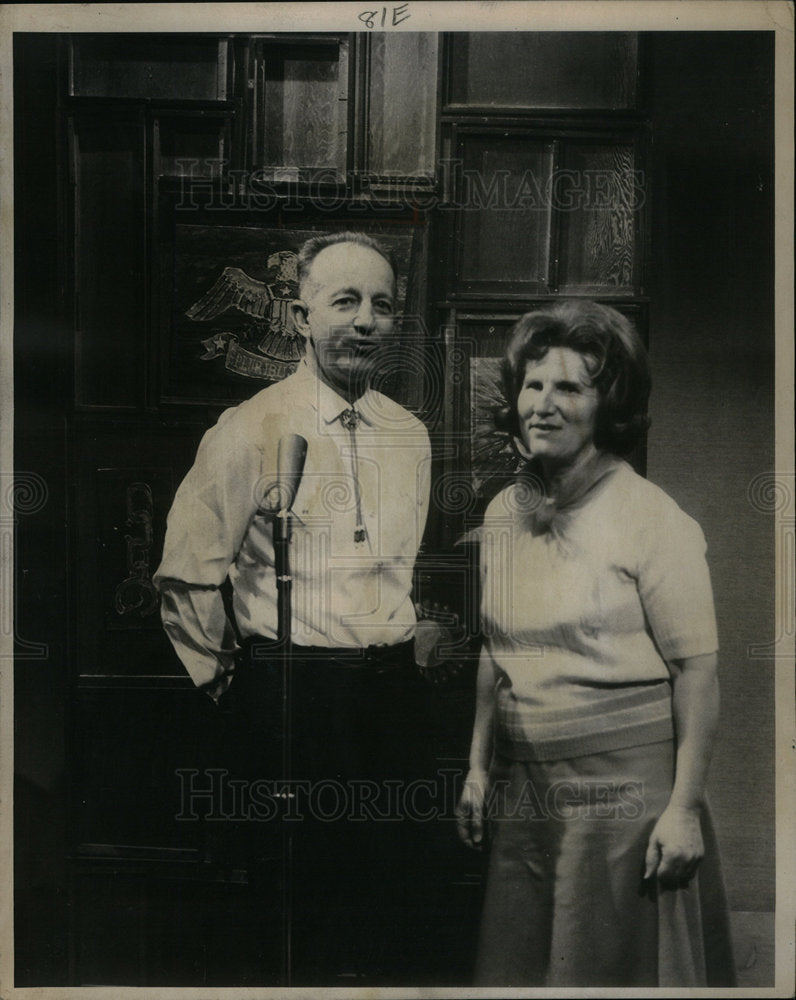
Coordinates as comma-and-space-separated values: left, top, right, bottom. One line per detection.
225, 639, 440, 986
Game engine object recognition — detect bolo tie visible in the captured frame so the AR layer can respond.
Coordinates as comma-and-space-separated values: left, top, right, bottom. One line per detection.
340, 407, 367, 544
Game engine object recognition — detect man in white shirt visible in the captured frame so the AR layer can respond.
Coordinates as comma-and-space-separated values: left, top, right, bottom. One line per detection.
154, 232, 435, 984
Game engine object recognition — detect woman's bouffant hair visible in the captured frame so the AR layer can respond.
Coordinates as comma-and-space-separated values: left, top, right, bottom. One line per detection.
499, 300, 651, 457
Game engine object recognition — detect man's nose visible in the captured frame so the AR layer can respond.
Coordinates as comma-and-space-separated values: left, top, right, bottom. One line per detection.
353, 299, 376, 333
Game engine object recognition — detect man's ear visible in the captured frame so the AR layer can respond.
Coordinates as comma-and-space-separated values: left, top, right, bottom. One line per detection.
291, 299, 310, 337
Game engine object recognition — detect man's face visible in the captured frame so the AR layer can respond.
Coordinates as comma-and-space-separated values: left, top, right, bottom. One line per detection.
293, 242, 396, 400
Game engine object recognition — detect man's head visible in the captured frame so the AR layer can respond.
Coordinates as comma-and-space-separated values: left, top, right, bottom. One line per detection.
291, 233, 397, 402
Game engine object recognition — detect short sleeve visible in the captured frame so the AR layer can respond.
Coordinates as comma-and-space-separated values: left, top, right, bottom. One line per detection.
478, 488, 515, 633
636, 502, 719, 661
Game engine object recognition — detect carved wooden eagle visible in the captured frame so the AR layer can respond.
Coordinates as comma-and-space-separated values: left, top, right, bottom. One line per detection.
185, 252, 303, 366
185, 266, 276, 321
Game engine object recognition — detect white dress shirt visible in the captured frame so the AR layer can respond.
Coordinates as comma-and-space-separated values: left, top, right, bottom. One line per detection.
154, 362, 431, 694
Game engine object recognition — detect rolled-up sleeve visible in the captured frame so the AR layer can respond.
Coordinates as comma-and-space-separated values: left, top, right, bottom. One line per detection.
154, 406, 265, 694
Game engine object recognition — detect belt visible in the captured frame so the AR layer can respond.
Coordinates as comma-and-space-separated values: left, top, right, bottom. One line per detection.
242, 636, 415, 671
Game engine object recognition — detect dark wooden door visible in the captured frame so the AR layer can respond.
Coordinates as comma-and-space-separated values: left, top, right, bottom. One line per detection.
14, 31, 480, 988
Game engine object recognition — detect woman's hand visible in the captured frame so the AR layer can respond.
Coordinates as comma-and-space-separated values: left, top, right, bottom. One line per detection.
644, 804, 704, 886
643, 652, 716, 888
456, 767, 489, 851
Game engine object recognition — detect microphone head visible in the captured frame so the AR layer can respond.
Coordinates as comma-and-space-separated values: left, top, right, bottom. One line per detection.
274, 432, 308, 513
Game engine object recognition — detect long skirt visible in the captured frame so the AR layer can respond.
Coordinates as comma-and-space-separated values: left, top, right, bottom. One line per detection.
475, 739, 736, 987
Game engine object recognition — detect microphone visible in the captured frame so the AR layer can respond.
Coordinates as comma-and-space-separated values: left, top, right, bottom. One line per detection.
275, 433, 308, 514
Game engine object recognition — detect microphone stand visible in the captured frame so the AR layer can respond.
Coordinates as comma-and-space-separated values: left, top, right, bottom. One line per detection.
273, 504, 293, 988
263, 432, 306, 986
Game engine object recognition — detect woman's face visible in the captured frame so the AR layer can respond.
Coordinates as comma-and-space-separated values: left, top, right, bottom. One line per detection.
516, 347, 601, 468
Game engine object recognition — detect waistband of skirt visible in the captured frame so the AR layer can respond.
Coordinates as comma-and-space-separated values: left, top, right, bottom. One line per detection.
495, 679, 674, 762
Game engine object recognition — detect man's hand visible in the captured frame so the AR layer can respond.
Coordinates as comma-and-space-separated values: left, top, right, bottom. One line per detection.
644, 804, 704, 886
414, 601, 466, 684
456, 767, 489, 851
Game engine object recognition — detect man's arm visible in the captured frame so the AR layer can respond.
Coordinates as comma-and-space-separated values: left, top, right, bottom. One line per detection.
158, 581, 240, 701
154, 407, 265, 698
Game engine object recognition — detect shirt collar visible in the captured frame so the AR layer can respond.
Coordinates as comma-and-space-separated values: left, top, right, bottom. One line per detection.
296, 360, 376, 428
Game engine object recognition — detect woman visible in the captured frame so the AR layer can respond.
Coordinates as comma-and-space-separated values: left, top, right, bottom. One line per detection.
456, 300, 735, 987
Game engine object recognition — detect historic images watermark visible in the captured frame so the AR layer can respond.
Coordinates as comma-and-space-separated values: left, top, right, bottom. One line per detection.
175, 767, 647, 824
172, 158, 646, 216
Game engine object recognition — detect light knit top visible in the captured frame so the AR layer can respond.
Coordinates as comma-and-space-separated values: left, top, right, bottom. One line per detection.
480, 458, 718, 761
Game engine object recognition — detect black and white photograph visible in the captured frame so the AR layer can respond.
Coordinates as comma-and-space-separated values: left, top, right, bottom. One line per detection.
1, 2, 793, 996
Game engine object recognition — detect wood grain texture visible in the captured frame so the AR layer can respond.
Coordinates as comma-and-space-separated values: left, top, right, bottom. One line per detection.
610, 33, 639, 109
558, 143, 636, 290
449, 32, 637, 109
72, 36, 225, 101
72, 114, 146, 407
155, 116, 227, 179
263, 42, 348, 173
459, 135, 554, 287
368, 33, 438, 176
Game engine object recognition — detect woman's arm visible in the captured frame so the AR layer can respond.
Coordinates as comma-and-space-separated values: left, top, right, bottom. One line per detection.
456, 646, 497, 850
644, 651, 719, 883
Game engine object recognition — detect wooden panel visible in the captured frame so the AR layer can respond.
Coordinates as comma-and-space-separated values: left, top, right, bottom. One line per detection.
71, 35, 227, 101
73, 688, 208, 853
70, 422, 207, 676
367, 33, 438, 178
258, 39, 349, 178
457, 134, 554, 293
448, 32, 638, 109
450, 314, 524, 516
74, 872, 148, 984
70, 678, 479, 983
71, 112, 146, 408
557, 141, 638, 292
157, 213, 424, 406
72, 870, 282, 986
154, 114, 230, 180
75, 464, 176, 675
